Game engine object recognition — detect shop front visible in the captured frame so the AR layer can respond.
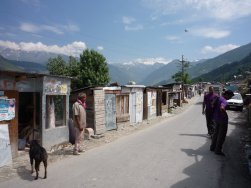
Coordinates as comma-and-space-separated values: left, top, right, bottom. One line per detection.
0, 70, 71, 167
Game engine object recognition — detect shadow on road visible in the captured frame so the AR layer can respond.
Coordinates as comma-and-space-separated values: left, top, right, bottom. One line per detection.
179, 133, 209, 138
171, 110, 251, 188
16, 165, 34, 181
195, 102, 203, 105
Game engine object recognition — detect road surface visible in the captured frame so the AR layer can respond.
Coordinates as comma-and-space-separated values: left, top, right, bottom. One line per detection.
1, 97, 251, 188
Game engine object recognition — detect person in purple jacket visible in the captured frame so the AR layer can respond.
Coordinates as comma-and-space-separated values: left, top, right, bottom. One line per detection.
202, 86, 217, 136
210, 90, 234, 156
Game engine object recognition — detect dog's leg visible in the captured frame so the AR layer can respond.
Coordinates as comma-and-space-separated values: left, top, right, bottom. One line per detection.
30, 158, 34, 174
34, 161, 40, 180
43, 160, 47, 179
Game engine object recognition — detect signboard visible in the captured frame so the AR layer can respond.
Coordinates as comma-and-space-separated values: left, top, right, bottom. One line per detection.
0, 124, 12, 167
0, 98, 15, 121
44, 79, 68, 94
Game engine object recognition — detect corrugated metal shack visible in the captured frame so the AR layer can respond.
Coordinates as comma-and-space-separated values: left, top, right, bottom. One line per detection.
121, 85, 145, 124
116, 92, 130, 124
103, 86, 130, 126
162, 83, 182, 108
70, 87, 106, 135
143, 87, 157, 120
156, 86, 171, 116
103, 86, 121, 131
0, 70, 71, 166
143, 86, 171, 117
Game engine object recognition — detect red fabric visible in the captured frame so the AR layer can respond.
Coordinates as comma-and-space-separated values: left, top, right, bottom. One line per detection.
77, 99, 87, 109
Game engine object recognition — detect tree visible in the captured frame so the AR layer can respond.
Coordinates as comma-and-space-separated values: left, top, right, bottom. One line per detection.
68, 56, 81, 89
172, 55, 190, 84
46, 49, 110, 89
79, 49, 110, 87
47, 56, 68, 75
172, 55, 191, 100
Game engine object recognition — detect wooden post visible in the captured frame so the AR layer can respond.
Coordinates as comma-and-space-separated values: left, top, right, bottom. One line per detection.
33, 93, 36, 139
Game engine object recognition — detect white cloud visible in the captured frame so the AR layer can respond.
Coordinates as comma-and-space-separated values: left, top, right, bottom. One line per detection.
122, 16, 136, 24
122, 16, 143, 31
188, 0, 251, 20
191, 27, 230, 39
165, 35, 181, 42
141, 0, 251, 21
125, 25, 144, 31
125, 57, 172, 65
0, 40, 86, 57
20, 23, 40, 33
201, 44, 239, 54
41, 25, 64, 34
20, 22, 63, 34
62, 23, 80, 32
20, 22, 79, 35
141, 0, 184, 15
161, 19, 187, 26
0, 40, 20, 50
0, 32, 17, 37
97, 46, 104, 51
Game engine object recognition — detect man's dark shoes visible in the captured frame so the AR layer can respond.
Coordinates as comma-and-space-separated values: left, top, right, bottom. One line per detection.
215, 151, 225, 156
210, 146, 214, 152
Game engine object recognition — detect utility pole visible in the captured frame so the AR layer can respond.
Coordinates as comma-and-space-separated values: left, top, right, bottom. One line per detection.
180, 55, 185, 100
180, 55, 185, 81
172, 55, 190, 101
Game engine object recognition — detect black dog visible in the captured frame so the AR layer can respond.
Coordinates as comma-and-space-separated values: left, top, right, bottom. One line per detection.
29, 140, 48, 180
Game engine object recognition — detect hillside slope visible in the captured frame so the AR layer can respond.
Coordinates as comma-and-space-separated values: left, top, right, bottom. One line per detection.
188, 42, 251, 78
0, 55, 23, 72
192, 53, 251, 82
143, 59, 205, 86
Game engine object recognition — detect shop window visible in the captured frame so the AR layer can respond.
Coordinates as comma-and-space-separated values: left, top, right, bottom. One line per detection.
46, 95, 66, 129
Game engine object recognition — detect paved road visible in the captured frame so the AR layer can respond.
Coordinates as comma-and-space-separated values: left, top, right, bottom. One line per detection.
1, 97, 251, 188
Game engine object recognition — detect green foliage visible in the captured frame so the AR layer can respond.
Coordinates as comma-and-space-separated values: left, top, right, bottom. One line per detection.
172, 72, 191, 84
47, 56, 68, 75
192, 52, 251, 83
188, 42, 251, 78
172, 57, 191, 84
79, 49, 110, 87
172, 72, 182, 82
68, 56, 81, 89
46, 49, 110, 89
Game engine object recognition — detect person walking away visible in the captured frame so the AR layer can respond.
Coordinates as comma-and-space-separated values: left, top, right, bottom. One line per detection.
202, 86, 217, 136
210, 90, 234, 156
72, 92, 87, 155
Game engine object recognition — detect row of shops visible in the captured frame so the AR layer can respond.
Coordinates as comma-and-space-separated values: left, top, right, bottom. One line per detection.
0, 70, 197, 167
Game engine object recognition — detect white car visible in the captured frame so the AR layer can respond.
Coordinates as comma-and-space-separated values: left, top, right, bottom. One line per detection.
227, 92, 244, 111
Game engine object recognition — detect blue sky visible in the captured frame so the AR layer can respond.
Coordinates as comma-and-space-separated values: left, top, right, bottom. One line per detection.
0, 0, 251, 65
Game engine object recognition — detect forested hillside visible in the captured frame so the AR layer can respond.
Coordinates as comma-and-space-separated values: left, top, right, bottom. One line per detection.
192, 53, 251, 82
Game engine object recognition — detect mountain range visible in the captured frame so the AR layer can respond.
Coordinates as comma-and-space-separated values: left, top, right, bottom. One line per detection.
109, 62, 165, 85
1, 42, 251, 85
192, 52, 251, 82
0, 47, 69, 64
188, 42, 251, 78
0, 55, 48, 73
